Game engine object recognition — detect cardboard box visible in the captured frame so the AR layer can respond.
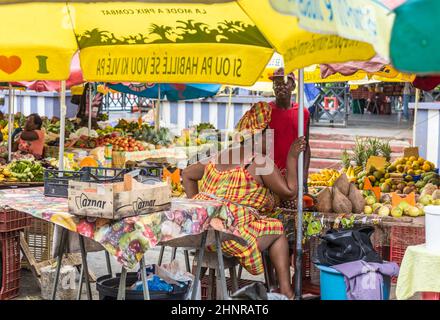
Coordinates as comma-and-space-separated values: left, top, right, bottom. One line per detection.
68, 177, 171, 219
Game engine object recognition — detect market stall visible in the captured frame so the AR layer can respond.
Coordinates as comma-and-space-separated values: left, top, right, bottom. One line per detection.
0, 186, 245, 300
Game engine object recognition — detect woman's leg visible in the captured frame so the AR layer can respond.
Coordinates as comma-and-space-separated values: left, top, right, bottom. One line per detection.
257, 234, 293, 298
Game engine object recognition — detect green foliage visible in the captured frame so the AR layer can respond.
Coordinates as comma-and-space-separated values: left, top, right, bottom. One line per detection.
76, 19, 271, 48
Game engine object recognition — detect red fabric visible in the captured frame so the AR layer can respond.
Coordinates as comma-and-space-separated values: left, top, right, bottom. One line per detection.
268, 101, 309, 170
412, 76, 440, 91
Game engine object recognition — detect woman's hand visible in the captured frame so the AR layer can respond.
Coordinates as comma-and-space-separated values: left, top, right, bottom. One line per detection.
289, 136, 307, 157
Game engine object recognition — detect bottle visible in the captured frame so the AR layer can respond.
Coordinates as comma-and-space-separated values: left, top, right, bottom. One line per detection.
105, 144, 113, 159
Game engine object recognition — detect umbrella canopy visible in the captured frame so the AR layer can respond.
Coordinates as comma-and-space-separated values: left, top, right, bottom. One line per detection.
106, 83, 221, 101
0, 1, 375, 84
10, 53, 84, 91
270, 0, 440, 74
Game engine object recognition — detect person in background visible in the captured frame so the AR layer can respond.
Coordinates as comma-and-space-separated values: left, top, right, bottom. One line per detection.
17, 113, 45, 159
267, 68, 311, 207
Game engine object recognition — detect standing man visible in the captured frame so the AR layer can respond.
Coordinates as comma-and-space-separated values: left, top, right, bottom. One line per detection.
268, 68, 311, 207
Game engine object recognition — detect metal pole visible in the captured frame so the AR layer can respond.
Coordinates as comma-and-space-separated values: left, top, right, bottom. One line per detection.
58, 81, 66, 171
412, 88, 420, 147
294, 68, 305, 300
7, 84, 13, 162
139, 256, 150, 300
88, 83, 93, 135
155, 84, 161, 131
226, 87, 232, 131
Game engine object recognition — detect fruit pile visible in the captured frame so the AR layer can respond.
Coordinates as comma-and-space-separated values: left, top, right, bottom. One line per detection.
101, 135, 147, 152
387, 156, 436, 176
361, 183, 440, 218
0, 160, 44, 182
308, 169, 341, 187
133, 126, 174, 148
354, 157, 438, 194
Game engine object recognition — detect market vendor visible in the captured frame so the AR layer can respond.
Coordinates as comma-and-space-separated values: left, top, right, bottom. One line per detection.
267, 68, 311, 207
16, 113, 45, 159
182, 102, 307, 299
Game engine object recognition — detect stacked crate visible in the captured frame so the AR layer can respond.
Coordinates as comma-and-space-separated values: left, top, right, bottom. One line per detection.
0, 207, 31, 300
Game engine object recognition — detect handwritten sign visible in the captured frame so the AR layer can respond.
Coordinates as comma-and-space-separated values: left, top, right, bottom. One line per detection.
391, 192, 416, 208
366, 156, 387, 172
363, 177, 381, 201
404, 147, 419, 158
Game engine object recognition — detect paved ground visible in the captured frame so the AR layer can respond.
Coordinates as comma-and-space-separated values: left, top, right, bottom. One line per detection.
15, 246, 266, 300
15, 245, 419, 300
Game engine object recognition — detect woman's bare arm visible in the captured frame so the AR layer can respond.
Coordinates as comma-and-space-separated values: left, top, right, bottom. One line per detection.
181, 161, 207, 198
253, 137, 306, 200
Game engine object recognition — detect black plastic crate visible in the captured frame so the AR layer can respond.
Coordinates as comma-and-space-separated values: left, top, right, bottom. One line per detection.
44, 167, 162, 198
44, 167, 128, 198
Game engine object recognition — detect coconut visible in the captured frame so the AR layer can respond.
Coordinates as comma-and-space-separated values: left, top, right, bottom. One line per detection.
348, 183, 365, 214
316, 188, 333, 213
334, 174, 350, 196
380, 194, 392, 204
332, 187, 353, 214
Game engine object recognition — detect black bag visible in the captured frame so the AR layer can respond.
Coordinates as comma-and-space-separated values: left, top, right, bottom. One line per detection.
314, 226, 382, 266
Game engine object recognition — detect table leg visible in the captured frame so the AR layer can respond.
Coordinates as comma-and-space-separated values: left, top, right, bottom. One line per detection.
215, 230, 228, 300
139, 256, 150, 300
51, 227, 68, 300
117, 267, 128, 300
184, 250, 191, 273
76, 265, 84, 300
191, 231, 207, 300
79, 235, 93, 300
171, 247, 177, 262
105, 251, 112, 277
158, 246, 165, 266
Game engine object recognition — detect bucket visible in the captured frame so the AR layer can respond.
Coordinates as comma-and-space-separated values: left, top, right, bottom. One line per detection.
315, 264, 390, 300
425, 205, 440, 252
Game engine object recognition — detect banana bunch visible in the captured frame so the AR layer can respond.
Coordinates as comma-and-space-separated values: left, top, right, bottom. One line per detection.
1, 125, 9, 142
308, 169, 341, 187
345, 166, 361, 182
171, 181, 185, 197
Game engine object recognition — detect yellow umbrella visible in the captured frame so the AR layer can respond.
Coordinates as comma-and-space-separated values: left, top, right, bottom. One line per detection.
0, 1, 376, 84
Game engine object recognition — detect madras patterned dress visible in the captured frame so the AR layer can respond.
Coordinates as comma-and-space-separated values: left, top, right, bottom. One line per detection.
193, 162, 284, 275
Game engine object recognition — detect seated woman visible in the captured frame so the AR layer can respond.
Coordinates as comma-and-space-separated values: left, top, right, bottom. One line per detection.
17, 114, 45, 159
182, 102, 306, 299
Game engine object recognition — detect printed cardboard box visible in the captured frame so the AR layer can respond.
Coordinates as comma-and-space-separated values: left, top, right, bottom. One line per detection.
68, 178, 171, 219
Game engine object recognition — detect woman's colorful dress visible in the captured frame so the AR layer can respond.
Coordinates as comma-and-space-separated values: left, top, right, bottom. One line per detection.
193, 162, 284, 275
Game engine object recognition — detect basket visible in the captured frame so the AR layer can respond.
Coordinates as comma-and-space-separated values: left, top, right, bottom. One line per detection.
0, 207, 31, 232
390, 226, 425, 266
43, 145, 60, 159
200, 275, 262, 300
22, 218, 54, 267
390, 226, 425, 283
0, 231, 21, 300
44, 167, 128, 198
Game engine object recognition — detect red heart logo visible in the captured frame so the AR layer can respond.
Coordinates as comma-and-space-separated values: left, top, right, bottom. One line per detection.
0, 55, 22, 74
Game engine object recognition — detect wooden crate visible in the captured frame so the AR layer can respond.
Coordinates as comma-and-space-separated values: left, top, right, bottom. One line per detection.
22, 218, 54, 268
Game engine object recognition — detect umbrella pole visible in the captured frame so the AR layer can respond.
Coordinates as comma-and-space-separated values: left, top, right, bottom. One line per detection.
294, 68, 305, 300
58, 81, 67, 171
412, 88, 420, 147
155, 84, 161, 132
88, 83, 93, 135
226, 87, 232, 131
7, 84, 14, 162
